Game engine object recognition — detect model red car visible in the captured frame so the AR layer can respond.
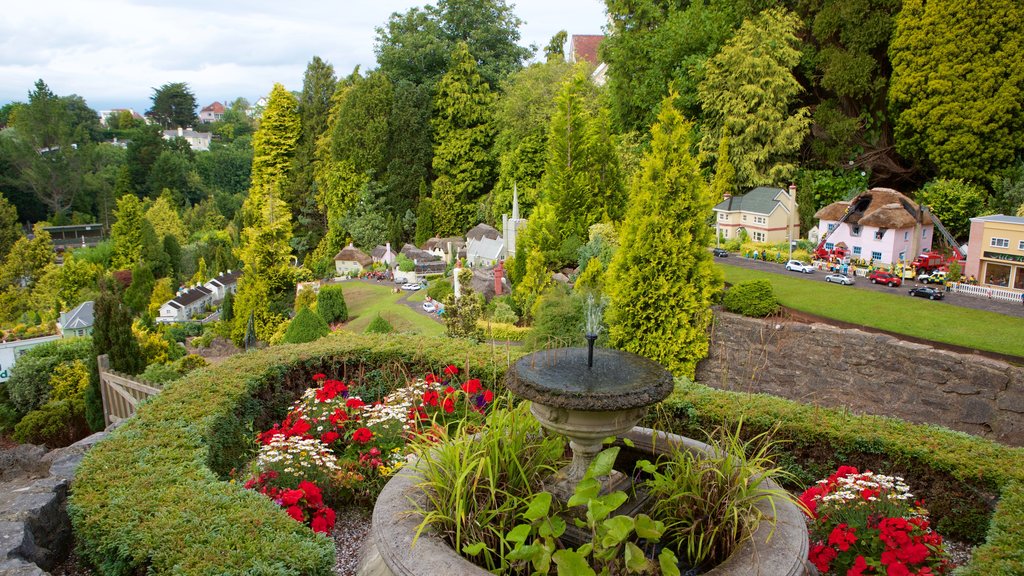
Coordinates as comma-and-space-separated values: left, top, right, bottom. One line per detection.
867, 270, 902, 287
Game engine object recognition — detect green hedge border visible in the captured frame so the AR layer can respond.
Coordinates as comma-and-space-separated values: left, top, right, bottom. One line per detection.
657, 381, 1024, 575
68, 333, 512, 575
69, 336, 1024, 575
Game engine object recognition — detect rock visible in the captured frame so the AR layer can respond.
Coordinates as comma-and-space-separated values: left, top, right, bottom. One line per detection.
0, 445, 48, 483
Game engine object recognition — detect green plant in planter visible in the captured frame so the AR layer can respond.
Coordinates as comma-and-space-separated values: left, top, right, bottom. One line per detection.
638, 421, 796, 569
495, 446, 681, 576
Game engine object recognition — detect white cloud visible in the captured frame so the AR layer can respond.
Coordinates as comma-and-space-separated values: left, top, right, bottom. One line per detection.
0, 0, 606, 112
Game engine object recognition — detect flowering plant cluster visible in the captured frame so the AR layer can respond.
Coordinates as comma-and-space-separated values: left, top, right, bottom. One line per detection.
800, 466, 952, 575
244, 365, 495, 532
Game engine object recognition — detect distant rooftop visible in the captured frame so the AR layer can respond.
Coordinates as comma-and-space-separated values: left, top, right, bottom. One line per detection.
971, 214, 1024, 225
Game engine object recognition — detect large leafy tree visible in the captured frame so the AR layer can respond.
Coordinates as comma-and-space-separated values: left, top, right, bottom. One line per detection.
375, 0, 531, 89
147, 82, 199, 129
0, 193, 20, 260
602, 0, 744, 133
0, 223, 54, 290
889, 0, 1024, 183
915, 179, 990, 243
430, 42, 496, 236
698, 8, 810, 188
606, 93, 722, 378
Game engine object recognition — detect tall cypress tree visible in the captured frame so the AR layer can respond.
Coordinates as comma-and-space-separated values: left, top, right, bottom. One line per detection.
87, 280, 145, 430
110, 194, 147, 270
606, 93, 723, 378
430, 42, 496, 236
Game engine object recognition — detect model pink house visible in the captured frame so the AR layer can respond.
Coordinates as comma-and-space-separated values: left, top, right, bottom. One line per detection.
816, 188, 933, 265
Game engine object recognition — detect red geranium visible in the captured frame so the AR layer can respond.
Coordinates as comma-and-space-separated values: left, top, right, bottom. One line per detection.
312, 373, 326, 381
461, 378, 481, 394
442, 398, 455, 414
443, 364, 459, 376
352, 427, 373, 443
346, 398, 365, 410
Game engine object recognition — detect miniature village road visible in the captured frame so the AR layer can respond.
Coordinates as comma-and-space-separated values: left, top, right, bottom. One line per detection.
718, 253, 1024, 319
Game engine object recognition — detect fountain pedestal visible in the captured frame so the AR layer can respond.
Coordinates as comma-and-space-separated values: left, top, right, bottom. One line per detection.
506, 347, 674, 500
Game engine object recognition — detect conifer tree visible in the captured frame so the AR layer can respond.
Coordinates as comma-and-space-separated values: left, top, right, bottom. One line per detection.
513, 246, 553, 321
124, 263, 155, 315
145, 192, 187, 245
233, 83, 300, 344
606, 93, 723, 378
710, 131, 736, 200
110, 194, 147, 270
0, 193, 20, 261
697, 8, 810, 187
430, 42, 496, 236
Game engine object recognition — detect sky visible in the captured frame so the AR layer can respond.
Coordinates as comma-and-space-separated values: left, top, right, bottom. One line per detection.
0, 0, 608, 114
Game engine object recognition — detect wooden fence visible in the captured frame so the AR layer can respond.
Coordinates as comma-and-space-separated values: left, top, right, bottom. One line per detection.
97, 354, 162, 428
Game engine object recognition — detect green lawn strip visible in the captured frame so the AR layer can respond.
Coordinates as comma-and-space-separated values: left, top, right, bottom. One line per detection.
337, 282, 443, 336
406, 288, 427, 303
717, 263, 1024, 357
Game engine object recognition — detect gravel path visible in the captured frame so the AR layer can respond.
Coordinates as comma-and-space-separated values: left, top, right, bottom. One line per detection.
333, 505, 373, 575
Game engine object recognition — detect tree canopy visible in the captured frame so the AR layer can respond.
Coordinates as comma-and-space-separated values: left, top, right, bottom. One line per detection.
147, 82, 199, 129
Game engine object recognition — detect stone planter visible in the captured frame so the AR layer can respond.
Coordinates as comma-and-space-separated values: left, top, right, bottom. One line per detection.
357, 427, 812, 576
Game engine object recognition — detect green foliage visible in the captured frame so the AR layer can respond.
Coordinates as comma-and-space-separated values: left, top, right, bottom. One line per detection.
540, 68, 624, 243
512, 247, 552, 322
890, 0, 1024, 182
147, 82, 198, 129
794, 168, 868, 234
443, 271, 483, 340
476, 320, 528, 341
709, 131, 736, 200
0, 223, 54, 291
427, 278, 454, 302
316, 284, 348, 324
489, 299, 519, 325
283, 307, 330, 344
124, 263, 155, 315
93, 284, 145, 376
365, 313, 395, 334
430, 42, 496, 236
396, 253, 415, 272
523, 287, 585, 351
698, 8, 810, 187
990, 161, 1024, 216
6, 337, 92, 414
915, 178, 990, 242
641, 423, 794, 567
294, 286, 317, 313
412, 400, 566, 572
221, 290, 234, 322
13, 397, 89, 448
250, 83, 300, 197
48, 358, 90, 402
722, 280, 780, 318
0, 193, 20, 261
110, 194, 146, 270
163, 322, 203, 343
607, 94, 723, 379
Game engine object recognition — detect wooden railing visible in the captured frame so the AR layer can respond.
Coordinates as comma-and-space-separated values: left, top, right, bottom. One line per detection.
97, 354, 162, 428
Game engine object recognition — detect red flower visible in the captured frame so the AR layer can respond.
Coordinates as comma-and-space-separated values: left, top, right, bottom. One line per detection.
798, 484, 827, 518
425, 373, 440, 384
311, 513, 330, 533
443, 364, 459, 376
848, 555, 870, 576
483, 390, 494, 403
809, 544, 837, 572
312, 373, 326, 381
422, 389, 439, 406
281, 489, 304, 506
321, 431, 339, 445
329, 408, 349, 426
444, 386, 455, 395
828, 524, 857, 552
298, 481, 323, 507
289, 419, 311, 437
352, 427, 373, 443
442, 398, 455, 414
461, 378, 481, 394
286, 505, 304, 522
346, 398, 366, 410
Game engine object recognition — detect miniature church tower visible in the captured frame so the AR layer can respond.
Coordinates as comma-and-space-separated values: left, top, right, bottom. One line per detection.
502, 184, 528, 257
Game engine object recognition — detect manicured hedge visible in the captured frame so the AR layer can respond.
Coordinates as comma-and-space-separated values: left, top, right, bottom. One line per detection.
654, 380, 1024, 575
68, 333, 513, 576
476, 319, 530, 341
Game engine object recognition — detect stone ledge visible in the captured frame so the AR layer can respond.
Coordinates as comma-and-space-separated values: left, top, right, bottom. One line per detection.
0, 430, 109, 576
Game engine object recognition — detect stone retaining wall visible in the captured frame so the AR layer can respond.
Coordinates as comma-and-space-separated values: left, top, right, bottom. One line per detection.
0, 431, 107, 575
695, 311, 1024, 446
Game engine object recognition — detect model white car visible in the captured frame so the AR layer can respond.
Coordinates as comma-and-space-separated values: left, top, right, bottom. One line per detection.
422, 301, 437, 313
824, 273, 854, 285
785, 260, 814, 274
401, 282, 423, 291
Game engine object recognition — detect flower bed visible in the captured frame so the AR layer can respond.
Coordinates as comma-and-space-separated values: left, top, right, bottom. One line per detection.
68, 333, 510, 576
244, 367, 494, 534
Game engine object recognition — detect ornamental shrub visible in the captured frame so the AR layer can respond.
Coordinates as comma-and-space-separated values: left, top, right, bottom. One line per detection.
13, 398, 90, 448
427, 278, 454, 302
316, 285, 348, 324
397, 253, 415, 272
365, 314, 395, 334
294, 287, 317, 313
283, 307, 330, 344
7, 337, 93, 414
722, 280, 780, 318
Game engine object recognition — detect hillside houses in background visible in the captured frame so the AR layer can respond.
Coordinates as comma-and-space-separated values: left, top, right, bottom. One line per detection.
157, 270, 241, 323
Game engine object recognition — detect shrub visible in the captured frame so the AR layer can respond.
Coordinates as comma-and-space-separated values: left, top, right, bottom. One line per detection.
365, 314, 394, 334
139, 363, 181, 385
164, 322, 204, 343
396, 253, 415, 272
177, 354, 209, 374
316, 285, 348, 324
490, 299, 519, 325
427, 278, 454, 302
476, 320, 530, 341
221, 291, 235, 322
13, 398, 90, 448
294, 287, 317, 313
7, 337, 93, 413
283, 308, 330, 344
722, 280, 780, 317
48, 359, 90, 402
523, 288, 585, 351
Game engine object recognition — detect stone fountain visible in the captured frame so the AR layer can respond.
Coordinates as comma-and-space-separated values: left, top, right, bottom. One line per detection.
357, 295, 811, 576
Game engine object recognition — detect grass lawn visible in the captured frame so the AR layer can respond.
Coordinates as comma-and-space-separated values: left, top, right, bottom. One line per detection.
334, 281, 444, 337
717, 263, 1024, 358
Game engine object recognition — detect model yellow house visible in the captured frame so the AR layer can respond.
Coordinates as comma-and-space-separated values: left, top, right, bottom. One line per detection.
713, 186, 799, 244
965, 214, 1024, 291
